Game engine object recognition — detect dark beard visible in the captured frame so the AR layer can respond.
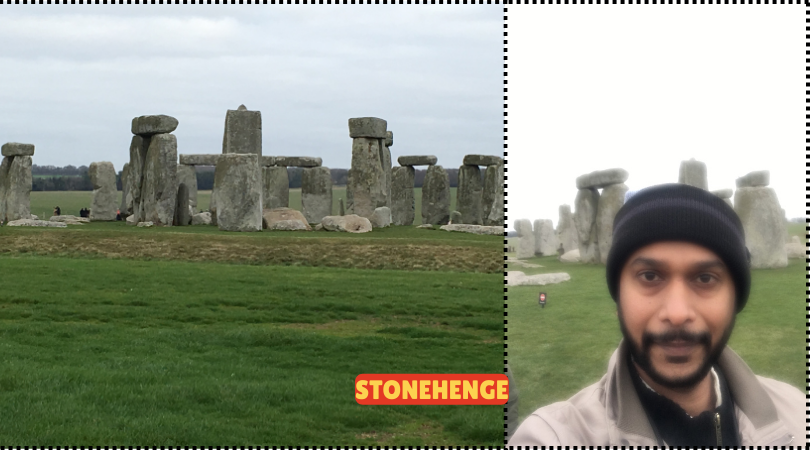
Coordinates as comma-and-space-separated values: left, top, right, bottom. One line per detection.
618, 303, 735, 390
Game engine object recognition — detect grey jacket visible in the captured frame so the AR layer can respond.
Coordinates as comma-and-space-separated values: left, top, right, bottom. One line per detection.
509, 340, 804, 446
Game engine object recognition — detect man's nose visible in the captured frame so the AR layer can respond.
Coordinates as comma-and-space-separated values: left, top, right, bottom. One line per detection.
658, 277, 694, 326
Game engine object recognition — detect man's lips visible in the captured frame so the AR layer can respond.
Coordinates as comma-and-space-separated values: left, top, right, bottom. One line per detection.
656, 341, 698, 357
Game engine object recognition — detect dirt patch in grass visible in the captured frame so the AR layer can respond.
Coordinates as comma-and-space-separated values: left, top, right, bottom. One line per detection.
0, 231, 501, 273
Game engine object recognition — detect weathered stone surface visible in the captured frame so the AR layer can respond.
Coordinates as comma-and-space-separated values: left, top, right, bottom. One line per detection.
137, 221, 155, 228
575, 168, 629, 190
321, 214, 372, 233
263, 166, 289, 209
271, 156, 322, 168
391, 166, 414, 226
785, 236, 804, 259
177, 164, 197, 214
260, 156, 277, 167
174, 183, 191, 226
440, 224, 504, 236
127, 135, 150, 221
301, 167, 333, 224
7, 219, 66, 228
119, 163, 130, 216
506, 271, 570, 286
711, 189, 733, 199
213, 153, 263, 232
126, 214, 138, 226
456, 164, 483, 225
463, 154, 503, 166
131, 115, 178, 136
421, 165, 450, 225
5, 155, 32, 222
268, 219, 309, 231
1, 143, 34, 157
386, 131, 393, 147
179, 154, 221, 166
370, 206, 391, 228
381, 145, 392, 206
339, 198, 345, 216
556, 204, 578, 254
397, 155, 437, 166
192, 211, 212, 225
89, 161, 118, 221
0, 157, 11, 222
533, 219, 560, 256
347, 137, 386, 218
596, 183, 628, 264
514, 219, 535, 260
450, 210, 462, 224
678, 158, 708, 190
222, 107, 262, 156
348, 117, 387, 139
482, 163, 503, 227
575, 188, 600, 264
262, 208, 311, 231
560, 249, 581, 263
734, 186, 787, 268
140, 134, 178, 226
736, 170, 770, 188
50, 215, 90, 224
416, 224, 434, 229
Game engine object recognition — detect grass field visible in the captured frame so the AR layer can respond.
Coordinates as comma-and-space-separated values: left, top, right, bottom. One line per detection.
32, 187, 458, 227
0, 191, 500, 446
506, 252, 805, 425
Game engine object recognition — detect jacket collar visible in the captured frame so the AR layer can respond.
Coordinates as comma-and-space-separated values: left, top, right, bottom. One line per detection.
605, 339, 782, 443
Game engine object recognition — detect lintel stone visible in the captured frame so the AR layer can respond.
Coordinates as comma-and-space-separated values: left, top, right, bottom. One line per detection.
179, 154, 221, 166
1, 143, 35, 157
348, 117, 387, 139
462, 154, 503, 166
132, 115, 178, 136
397, 155, 437, 166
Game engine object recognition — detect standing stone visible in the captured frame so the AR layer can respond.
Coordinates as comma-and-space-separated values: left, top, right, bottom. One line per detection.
370, 206, 392, 228
120, 163, 130, 216
301, 166, 332, 224
450, 210, 462, 224
533, 219, 560, 256
347, 136, 386, 218
222, 105, 262, 156
381, 142, 392, 207
4, 156, 32, 222
421, 165, 450, 225
263, 166, 289, 209
174, 183, 191, 226
127, 135, 150, 221
596, 183, 629, 264
213, 153, 262, 232
734, 186, 787, 268
0, 156, 10, 222
391, 165, 415, 226
339, 198, 345, 216
140, 133, 178, 226
678, 158, 708, 190
88, 162, 118, 221
574, 188, 600, 264
514, 219, 535, 260
556, 204, 578, 254
482, 162, 503, 226
456, 164, 483, 225
176, 164, 198, 214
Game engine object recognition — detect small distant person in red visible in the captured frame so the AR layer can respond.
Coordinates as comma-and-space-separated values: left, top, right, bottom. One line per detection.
538, 292, 547, 309
115, 208, 122, 221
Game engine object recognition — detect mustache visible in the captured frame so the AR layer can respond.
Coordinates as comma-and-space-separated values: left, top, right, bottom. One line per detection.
642, 329, 711, 347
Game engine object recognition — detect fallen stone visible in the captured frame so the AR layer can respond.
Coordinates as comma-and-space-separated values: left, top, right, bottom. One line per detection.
785, 236, 804, 259
191, 211, 212, 225
263, 166, 289, 209
140, 133, 178, 226
137, 221, 155, 228
456, 164, 483, 225
131, 115, 178, 136
678, 158, 708, 190
506, 258, 542, 268
560, 249, 581, 263
421, 165, 450, 225
348, 117, 387, 139
506, 271, 571, 286
386, 131, 393, 147
556, 204, 578, 254
440, 224, 504, 235
301, 167, 333, 224
126, 214, 138, 226
177, 164, 198, 214
314, 223, 324, 231
533, 219, 560, 256
268, 219, 309, 231
271, 156, 322, 168
1, 143, 35, 157
213, 153, 263, 232
89, 161, 118, 221
321, 214, 372, 233
50, 215, 90, 223
5, 155, 32, 222
6, 219, 66, 228
346, 137, 387, 218
736, 170, 770, 188
575, 188, 600, 263
179, 154, 221, 166
482, 162, 504, 226
734, 186, 787, 268
370, 206, 392, 228
711, 189, 733, 199
222, 107, 262, 156
596, 183, 628, 264
391, 166, 415, 226
463, 154, 503, 166
262, 207, 312, 231
397, 155, 437, 166
575, 168, 629, 190
416, 224, 435, 229
514, 219, 535, 260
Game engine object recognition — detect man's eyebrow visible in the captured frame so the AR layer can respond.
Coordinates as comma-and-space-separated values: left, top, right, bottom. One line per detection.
690, 260, 727, 271
627, 257, 663, 268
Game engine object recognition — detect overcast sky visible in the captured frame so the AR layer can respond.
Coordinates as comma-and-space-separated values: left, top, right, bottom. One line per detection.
0, 7, 502, 172
507, 7, 804, 229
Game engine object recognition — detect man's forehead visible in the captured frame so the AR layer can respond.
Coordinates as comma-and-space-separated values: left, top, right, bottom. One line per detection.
624, 241, 727, 269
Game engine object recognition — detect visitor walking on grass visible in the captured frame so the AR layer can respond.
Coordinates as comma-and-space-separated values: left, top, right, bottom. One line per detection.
509, 184, 804, 446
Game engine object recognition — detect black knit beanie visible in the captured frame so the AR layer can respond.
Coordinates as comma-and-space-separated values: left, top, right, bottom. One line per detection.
605, 183, 751, 313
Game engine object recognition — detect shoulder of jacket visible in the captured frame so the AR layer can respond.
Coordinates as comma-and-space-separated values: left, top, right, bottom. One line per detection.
754, 375, 804, 404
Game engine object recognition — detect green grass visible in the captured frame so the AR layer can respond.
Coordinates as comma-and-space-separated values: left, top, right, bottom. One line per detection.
33, 188, 459, 227
506, 255, 805, 424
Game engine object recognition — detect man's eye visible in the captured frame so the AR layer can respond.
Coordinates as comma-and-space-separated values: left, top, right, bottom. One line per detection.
696, 274, 715, 284
639, 272, 659, 282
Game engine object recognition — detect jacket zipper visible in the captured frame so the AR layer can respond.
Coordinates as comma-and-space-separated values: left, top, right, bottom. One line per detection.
714, 412, 722, 446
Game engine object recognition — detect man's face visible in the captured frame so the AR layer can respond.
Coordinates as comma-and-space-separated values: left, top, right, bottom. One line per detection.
617, 241, 736, 390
